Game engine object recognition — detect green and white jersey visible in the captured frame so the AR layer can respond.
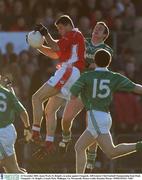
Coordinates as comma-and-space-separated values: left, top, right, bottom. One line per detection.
0, 85, 26, 128
85, 38, 113, 65
70, 68, 136, 112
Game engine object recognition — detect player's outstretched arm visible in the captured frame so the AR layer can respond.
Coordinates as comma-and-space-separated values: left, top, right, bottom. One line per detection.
38, 45, 59, 60
20, 110, 32, 142
133, 84, 142, 95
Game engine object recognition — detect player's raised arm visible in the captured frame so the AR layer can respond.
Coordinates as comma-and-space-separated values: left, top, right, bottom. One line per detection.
38, 45, 59, 59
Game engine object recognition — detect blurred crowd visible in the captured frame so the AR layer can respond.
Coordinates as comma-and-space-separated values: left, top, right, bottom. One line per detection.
1, 0, 142, 135
0, 0, 142, 34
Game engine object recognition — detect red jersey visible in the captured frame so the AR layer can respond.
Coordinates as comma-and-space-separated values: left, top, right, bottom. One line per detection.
57, 28, 85, 72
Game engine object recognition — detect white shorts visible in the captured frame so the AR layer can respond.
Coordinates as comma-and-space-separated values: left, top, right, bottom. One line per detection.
87, 110, 112, 138
0, 124, 17, 160
47, 65, 80, 100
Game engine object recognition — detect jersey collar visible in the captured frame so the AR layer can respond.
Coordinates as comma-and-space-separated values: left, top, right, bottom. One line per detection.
95, 67, 108, 71
91, 40, 104, 47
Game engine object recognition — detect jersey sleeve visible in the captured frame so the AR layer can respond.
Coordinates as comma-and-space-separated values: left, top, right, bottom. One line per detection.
9, 92, 26, 113
114, 74, 136, 92
70, 73, 86, 97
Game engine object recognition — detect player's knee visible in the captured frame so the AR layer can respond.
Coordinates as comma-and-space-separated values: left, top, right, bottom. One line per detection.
104, 148, 115, 159
32, 92, 41, 103
32, 93, 38, 102
75, 141, 86, 154
62, 117, 72, 124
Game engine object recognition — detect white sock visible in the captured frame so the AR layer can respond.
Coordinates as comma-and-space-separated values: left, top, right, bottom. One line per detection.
32, 125, 40, 131
46, 135, 54, 142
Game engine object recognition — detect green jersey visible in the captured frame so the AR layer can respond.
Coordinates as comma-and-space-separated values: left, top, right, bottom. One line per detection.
0, 85, 26, 128
85, 38, 113, 65
70, 68, 136, 112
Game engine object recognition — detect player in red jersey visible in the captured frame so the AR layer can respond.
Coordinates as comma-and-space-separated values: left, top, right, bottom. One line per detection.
30, 15, 85, 154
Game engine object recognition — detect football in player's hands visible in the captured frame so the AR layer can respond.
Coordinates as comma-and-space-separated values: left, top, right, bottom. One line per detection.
27, 31, 44, 48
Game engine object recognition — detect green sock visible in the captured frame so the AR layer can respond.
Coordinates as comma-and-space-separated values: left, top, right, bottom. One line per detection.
87, 150, 97, 168
136, 141, 142, 152
62, 131, 71, 142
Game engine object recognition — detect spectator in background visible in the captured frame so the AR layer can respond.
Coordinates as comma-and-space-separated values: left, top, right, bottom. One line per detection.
114, 91, 142, 134
10, 16, 28, 32
113, 17, 123, 32
13, 0, 25, 18
99, 0, 114, 15
83, 0, 97, 16
78, 16, 91, 36
123, 17, 142, 63
43, 8, 54, 28
123, 3, 136, 31
68, 6, 79, 26
0, 0, 7, 30
112, 47, 134, 72
19, 50, 31, 69
2, 43, 16, 66
105, 7, 118, 29
90, 10, 103, 28
6, 0, 15, 14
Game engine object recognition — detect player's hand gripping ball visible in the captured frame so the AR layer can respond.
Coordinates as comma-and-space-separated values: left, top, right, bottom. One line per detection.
27, 31, 44, 48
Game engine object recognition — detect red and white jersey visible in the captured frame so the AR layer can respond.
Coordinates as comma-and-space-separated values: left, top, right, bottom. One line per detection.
56, 28, 85, 72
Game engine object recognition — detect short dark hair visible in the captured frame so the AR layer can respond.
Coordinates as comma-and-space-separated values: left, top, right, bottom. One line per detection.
94, 49, 112, 67
55, 15, 74, 27
96, 21, 109, 41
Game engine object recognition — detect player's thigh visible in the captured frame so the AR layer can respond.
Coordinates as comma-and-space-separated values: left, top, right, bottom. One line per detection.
33, 82, 60, 103
75, 130, 96, 152
96, 133, 115, 154
61, 66, 80, 97
45, 96, 66, 115
63, 98, 84, 121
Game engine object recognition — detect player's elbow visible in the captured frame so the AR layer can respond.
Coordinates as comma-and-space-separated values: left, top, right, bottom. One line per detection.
38, 46, 59, 60
133, 84, 142, 95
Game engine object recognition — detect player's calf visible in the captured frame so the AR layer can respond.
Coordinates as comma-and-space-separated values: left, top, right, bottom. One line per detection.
59, 132, 71, 153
